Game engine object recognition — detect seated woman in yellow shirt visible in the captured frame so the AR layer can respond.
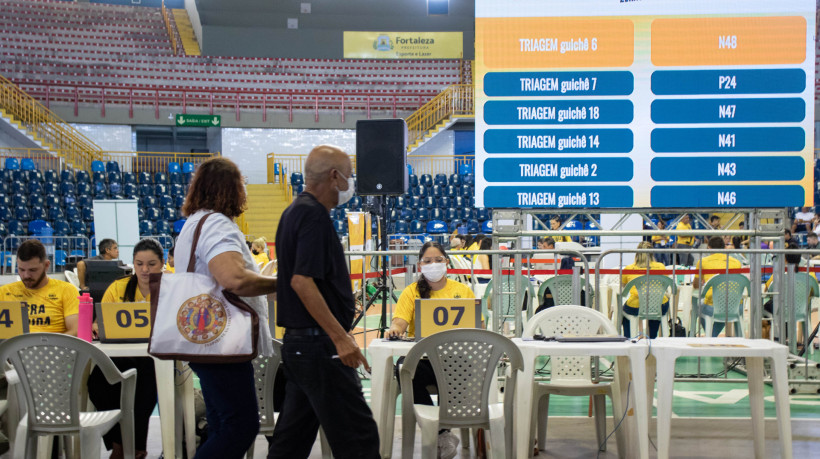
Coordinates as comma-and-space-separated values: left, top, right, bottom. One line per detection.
621, 241, 669, 338
88, 238, 165, 459
387, 241, 474, 455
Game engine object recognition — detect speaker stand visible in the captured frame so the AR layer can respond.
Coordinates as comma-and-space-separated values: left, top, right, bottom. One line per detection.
351, 195, 397, 338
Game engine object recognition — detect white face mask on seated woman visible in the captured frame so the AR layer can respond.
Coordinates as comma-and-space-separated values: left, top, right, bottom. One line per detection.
420, 262, 447, 282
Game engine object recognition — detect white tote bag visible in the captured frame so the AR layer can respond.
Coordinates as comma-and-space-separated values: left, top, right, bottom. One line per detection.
148, 213, 259, 363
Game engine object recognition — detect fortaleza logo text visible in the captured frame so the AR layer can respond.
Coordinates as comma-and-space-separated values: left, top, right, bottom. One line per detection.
395, 36, 435, 45
374, 35, 435, 51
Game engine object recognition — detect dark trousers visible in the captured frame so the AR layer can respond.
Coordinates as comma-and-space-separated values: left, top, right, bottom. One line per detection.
622, 301, 670, 338
189, 361, 259, 459
395, 357, 437, 406
87, 357, 157, 451
267, 334, 379, 459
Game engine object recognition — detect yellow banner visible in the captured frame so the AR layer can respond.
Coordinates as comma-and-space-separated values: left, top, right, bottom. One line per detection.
348, 212, 372, 292
344, 31, 463, 59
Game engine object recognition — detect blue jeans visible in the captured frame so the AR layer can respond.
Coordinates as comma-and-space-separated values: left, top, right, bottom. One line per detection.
189, 361, 259, 459
622, 301, 669, 338
268, 334, 379, 459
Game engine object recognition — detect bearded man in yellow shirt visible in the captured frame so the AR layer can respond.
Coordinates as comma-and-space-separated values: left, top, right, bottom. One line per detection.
0, 239, 79, 335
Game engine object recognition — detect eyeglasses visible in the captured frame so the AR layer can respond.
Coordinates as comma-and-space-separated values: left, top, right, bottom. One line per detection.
420, 257, 446, 264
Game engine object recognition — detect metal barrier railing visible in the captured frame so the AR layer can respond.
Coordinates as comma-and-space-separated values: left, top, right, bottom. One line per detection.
0, 147, 216, 174
2, 235, 91, 274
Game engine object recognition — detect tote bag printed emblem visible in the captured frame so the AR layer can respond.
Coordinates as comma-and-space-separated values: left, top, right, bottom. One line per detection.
177, 294, 229, 344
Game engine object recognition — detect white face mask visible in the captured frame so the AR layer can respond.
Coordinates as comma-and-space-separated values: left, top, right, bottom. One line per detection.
336, 171, 355, 206
420, 262, 447, 283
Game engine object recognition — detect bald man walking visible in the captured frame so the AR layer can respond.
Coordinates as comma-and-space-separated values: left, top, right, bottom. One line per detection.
269, 146, 379, 458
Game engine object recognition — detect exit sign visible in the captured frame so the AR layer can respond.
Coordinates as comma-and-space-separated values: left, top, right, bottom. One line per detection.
175, 114, 221, 127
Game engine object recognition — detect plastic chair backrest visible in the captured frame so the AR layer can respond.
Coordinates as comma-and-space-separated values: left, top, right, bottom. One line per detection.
252, 340, 282, 429
482, 275, 537, 323
20, 158, 35, 171
91, 160, 105, 172
0, 333, 131, 431
701, 274, 750, 322
542, 275, 577, 306
791, 272, 820, 321
621, 275, 677, 320
400, 329, 523, 427
167, 162, 181, 174
523, 305, 616, 382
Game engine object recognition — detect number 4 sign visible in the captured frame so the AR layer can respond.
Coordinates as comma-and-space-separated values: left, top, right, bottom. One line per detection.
0, 301, 29, 340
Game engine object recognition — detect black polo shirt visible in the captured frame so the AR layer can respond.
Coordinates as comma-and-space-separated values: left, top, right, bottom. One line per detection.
275, 191, 355, 330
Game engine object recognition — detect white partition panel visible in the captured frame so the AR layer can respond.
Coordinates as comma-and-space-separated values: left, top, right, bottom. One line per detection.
93, 199, 139, 263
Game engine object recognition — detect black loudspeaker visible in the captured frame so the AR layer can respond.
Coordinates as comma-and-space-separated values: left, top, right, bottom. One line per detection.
356, 119, 408, 196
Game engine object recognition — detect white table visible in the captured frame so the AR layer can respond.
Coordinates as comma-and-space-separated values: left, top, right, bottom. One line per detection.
648, 338, 792, 459
512, 338, 651, 459
368, 339, 415, 458
96, 343, 195, 459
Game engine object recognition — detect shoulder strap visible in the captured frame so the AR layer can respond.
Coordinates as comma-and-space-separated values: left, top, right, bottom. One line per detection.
187, 212, 215, 273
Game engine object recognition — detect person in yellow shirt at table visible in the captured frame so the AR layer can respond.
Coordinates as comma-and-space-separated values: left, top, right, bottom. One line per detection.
251, 237, 270, 267
163, 244, 175, 273
0, 239, 79, 335
88, 238, 165, 459
386, 241, 474, 459
550, 216, 571, 243
673, 214, 695, 266
693, 236, 743, 337
621, 241, 669, 338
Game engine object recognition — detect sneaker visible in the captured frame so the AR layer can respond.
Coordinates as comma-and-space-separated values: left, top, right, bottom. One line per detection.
438, 430, 460, 459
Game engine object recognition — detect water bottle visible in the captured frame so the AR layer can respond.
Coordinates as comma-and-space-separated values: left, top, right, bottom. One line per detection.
78, 292, 93, 342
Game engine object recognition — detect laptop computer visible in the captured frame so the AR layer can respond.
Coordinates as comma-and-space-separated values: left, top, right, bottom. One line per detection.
413, 298, 482, 341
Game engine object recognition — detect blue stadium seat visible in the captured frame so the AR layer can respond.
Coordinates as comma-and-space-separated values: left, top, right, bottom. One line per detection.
416, 208, 429, 222
92, 182, 107, 198
404, 196, 418, 209
445, 207, 459, 221
12, 194, 27, 208
162, 208, 179, 221
158, 194, 173, 208
53, 249, 67, 268
0, 182, 8, 195
1, 170, 13, 183
423, 196, 436, 209
168, 162, 181, 174
453, 196, 465, 208
585, 222, 600, 246
123, 183, 138, 199
70, 221, 87, 236
60, 182, 75, 196
418, 185, 430, 198
400, 209, 413, 221
0, 196, 8, 208
77, 194, 93, 208
408, 174, 419, 188
169, 183, 184, 197
8, 220, 25, 235
108, 182, 122, 197
476, 208, 490, 221
122, 172, 136, 185
44, 194, 60, 208
409, 220, 424, 233
460, 208, 475, 220
20, 158, 35, 171
137, 171, 152, 184
11, 171, 26, 184
155, 220, 171, 235
409, 186, 421, 197
47, 206, 64, 221
139, 220, 153, 236
182, 162, 195, 174
434, 173, 447, 187
53, 219, 70, 236
458, 163, 473, 176
141, 195, 157, 208
394, 196, 406, 209
335, 207, 347, 220
388, 209, 400, 221
460, 185, 472, 198
28, 194, 44, 208
0, 222, 7, 237
427, 220, 448, 234
26, 170, 42, 183
448, 174, 463, 187
183, 172, 193, 185
65, 206, 80, 221
429, 208, 444, 221
27, 219, 49, 236
27, 181, 43, 195
169, 172, 183, 185
431, 184, 443, 198
438, 196, 451, 209
107, 171, 122, 184
466, 219, 480, 234
463, 173, 475, 185
153, 172, 168, 185
105, 161, 120, 173
154, 184, 168, 196
290, 172, 303, 187
29, 205, 46, 221
329, 208, 337, 220
75, 170, 90, 184
447, 220, 462, 233
419, 174, 433, 188
347, 196, 362, 210
91, 161, 105, 173
82, 207, 94, 222
92, 171, 106, 183
395, 221, 409, 233
333, 219, 347, 235
173, 219, 187, 235
174, 195, 185, 208
4, 158, 19, 170
481, 220, 493, 233
138, 183, 153, 197
43, 182, 59, 195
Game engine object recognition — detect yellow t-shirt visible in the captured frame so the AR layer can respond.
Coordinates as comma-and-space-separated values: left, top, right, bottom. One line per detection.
393, 279, 475, 337
252, 251, 270, 266
764, 270, 817, 290
676, 222, 694, 245
163, 263, 175, 273
621, 262, 669, 308
0, 278, 79, 333
695, 253, 743, 305
651, 235, 669, 245
101, 276, 149, 303
552, 235, 571, 243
